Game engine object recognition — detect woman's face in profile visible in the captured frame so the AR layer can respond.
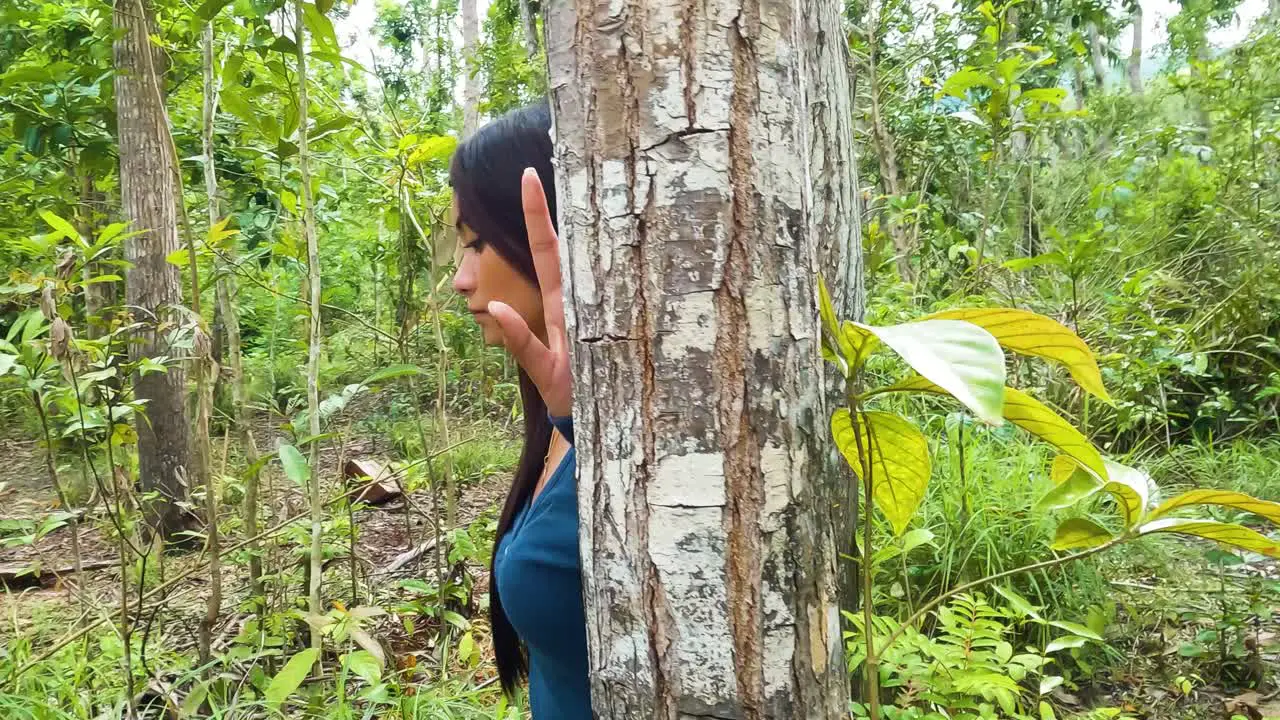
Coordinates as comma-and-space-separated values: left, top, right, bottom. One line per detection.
450, 196, 545, 348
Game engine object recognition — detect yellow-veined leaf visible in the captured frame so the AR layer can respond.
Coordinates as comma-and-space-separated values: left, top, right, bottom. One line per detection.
853, 320, 1006, 424
831, 409, 930, 536
923, 308, 1111, 402
165, 248, 190, 268
1148, 490, 1280, 526
1002, 387, 1105, 479
817, 275, 851, 375
1101, 459, 1149, 529
842, 321, 878, 367
1050, 454, 1078, 485
1137, 518, 1280, 558
877, 378, 1105, 479
1051, 517, 1115, 550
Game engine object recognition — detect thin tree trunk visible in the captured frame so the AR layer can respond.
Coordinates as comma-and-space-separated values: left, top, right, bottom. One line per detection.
519, 0, 540, 60
1127, 4, 1144, 95
113, 0, 191, 542
461, 0, 480, 138
546, 0, 856, 713
865, 1, 914, 283
295, 0, 325, 656
34, 395, 85, 609
1088, 22, 1107, 90
195, 21, 224, 673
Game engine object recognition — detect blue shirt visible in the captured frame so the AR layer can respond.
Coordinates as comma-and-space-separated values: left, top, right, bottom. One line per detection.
493, 416, 591, 719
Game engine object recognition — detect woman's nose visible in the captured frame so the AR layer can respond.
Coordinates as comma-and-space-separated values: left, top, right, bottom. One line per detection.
453, 259, 474, 295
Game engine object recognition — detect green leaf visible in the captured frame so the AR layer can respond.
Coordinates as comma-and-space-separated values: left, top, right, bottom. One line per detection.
854, 319, 1005, 424
278, 444, 310, 487
406, 135, 459, 166
362, 364, 424, 385
195, 0, 235, 20
923, 308, 1111, 402
302, 3, 339, 52
1045, 635, 1090, 653
1048, 620, 1103, 641
1101, 459, 1149, 529
0, 354, 17, 377
317, 0, 336, 12
941, 68, 996, 98
900, 528, 936, 553
340, 650, 382, 685
832, 409, 931, 536
1020, 87, 1067, 106
1051, 518, 1114, 550
1037, 463, 1104, 511
994, 584, 1042, 620
1002, 251, 1067, 272
208, 216, 238, 248
817, 275, 850, 374
1138, 518, 1280, 558
40, 210, 79, 242
264, 648, 319, 709
1148, 490, 1280, 526
165, 248, 190, 268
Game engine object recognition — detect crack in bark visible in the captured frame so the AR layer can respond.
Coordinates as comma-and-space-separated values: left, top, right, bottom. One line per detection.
721, 1, 765, 717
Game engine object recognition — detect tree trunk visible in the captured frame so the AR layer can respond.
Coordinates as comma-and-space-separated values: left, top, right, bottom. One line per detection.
1127, 4, 1144, 95
461, 0, 480, 138
295, 0, 325, 656
545, 0, 857, 714
1087, 22, 1107, 90
518, 0, 540, 61
114, 0, 191, 541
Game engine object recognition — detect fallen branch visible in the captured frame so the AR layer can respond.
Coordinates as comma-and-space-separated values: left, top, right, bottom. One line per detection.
381, 536, 444, 576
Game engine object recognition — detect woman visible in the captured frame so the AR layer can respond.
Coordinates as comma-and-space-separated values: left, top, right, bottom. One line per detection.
449, 103, 590, 719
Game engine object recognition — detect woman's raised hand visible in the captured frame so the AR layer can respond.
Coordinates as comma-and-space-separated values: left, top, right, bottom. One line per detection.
486, 168, 573, 418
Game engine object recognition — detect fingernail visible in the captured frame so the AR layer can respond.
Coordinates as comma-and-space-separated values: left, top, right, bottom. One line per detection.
523, 167, 537, 180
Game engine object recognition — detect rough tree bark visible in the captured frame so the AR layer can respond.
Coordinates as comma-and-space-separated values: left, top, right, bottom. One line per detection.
461, 0, 480, 138
519, 0, 540, 61
545, 0, 860, 715
114, 0, 192, 541
1127, 3, 1144, 95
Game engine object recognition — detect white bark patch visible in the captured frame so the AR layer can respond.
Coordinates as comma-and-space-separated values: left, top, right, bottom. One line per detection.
649, 452, 725, 507
746, 284, 788, 352
759, 442, 793, 532
662, 291, 716, 354
647, 506, 736, 706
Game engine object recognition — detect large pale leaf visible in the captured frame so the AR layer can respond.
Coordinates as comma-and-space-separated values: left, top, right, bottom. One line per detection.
1101, 459, 1149, 529
854, 320, 1006, 424
265, 648, 319, 709
1137, 518, 1280, 558
924, 308, 1111, 402
278, 444, 310, 487
1051, 518, 1115, 550
1148, 490, 1280, 526
880, 378, 1104, 479
832, 409, 930, 536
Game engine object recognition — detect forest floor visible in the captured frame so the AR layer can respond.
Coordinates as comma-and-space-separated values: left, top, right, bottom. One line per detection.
2, 413, 1279, 718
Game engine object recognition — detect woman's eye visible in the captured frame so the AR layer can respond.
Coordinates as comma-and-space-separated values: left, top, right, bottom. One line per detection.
463, 239, 485, 252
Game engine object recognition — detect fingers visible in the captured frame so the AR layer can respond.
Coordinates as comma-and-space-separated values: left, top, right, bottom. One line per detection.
488, 299, 555, 388
521, 168, 565, 339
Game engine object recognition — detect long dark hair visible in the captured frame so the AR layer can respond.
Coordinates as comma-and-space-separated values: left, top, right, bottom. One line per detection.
449, 102, 557, 695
